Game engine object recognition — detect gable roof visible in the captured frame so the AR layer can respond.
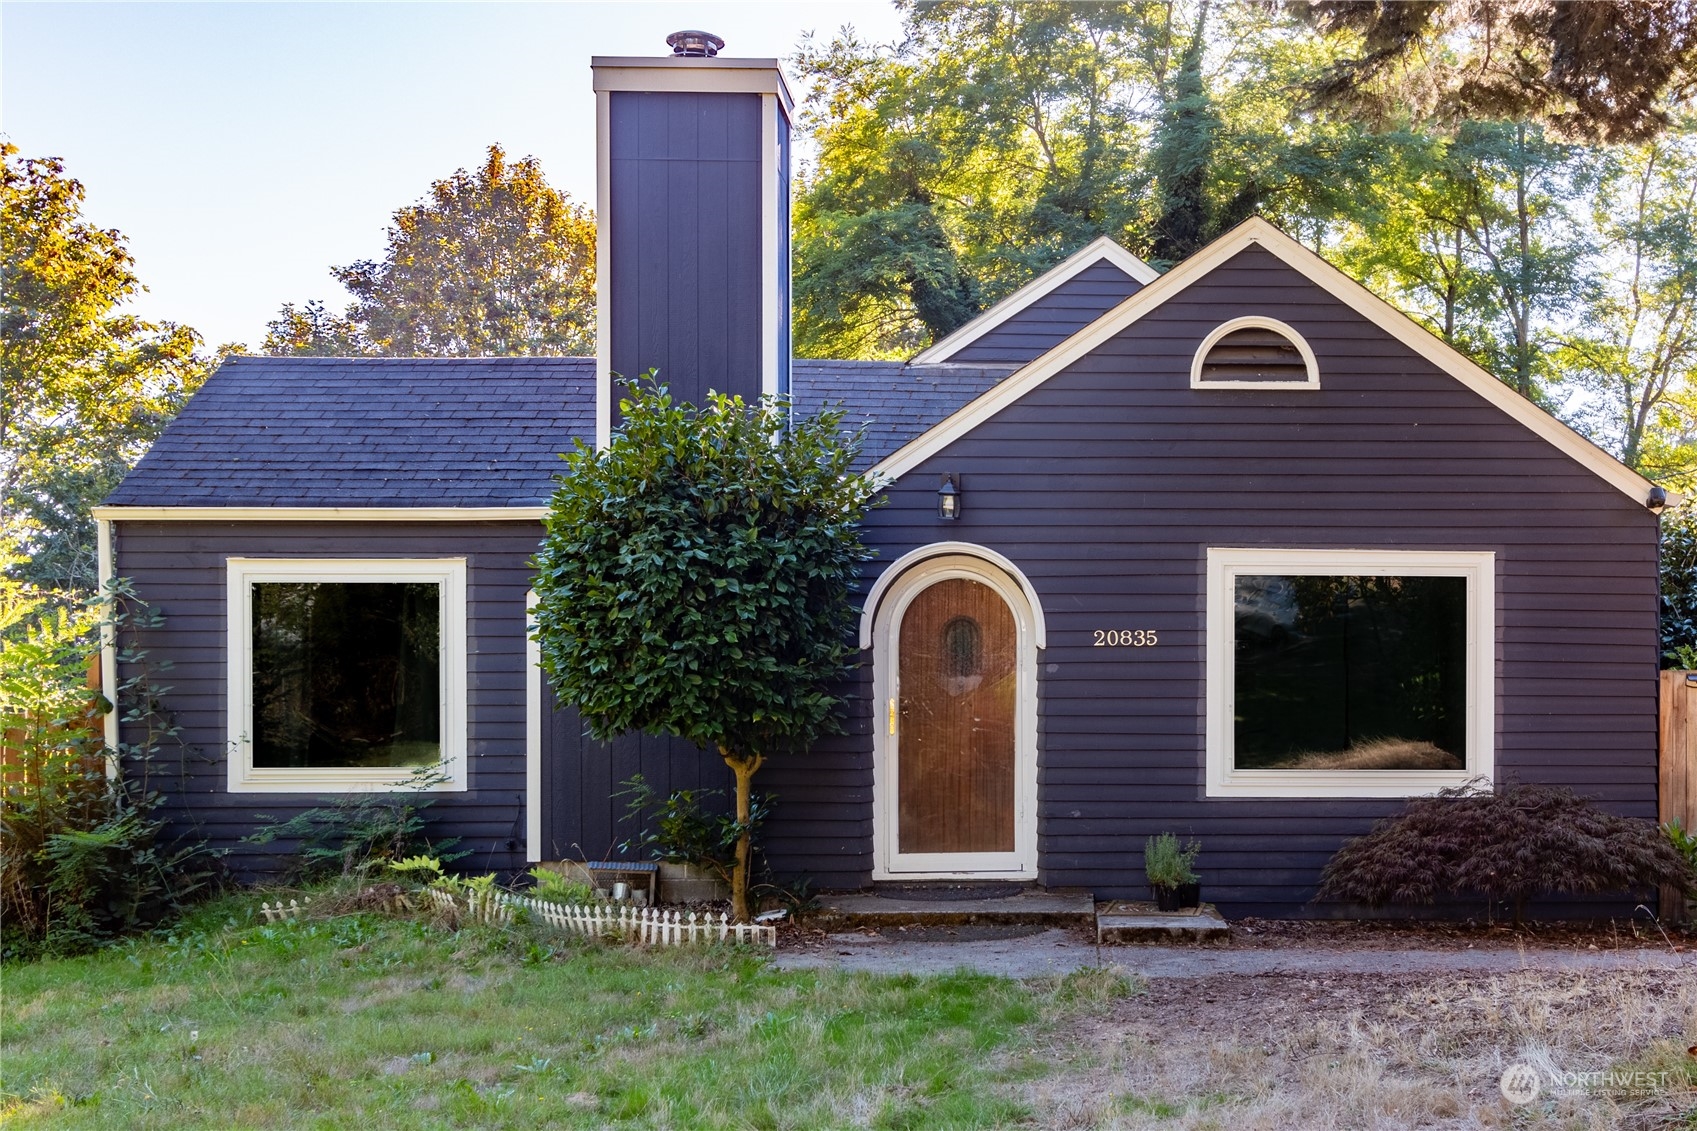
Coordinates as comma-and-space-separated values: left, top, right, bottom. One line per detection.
99, 356, 1019, 512
874, 217, 1676, 508
911, 236, 1160, 366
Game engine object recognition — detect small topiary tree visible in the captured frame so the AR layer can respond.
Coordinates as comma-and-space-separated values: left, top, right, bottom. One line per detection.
1316, 782, 1696, 925
532, 379, 879, 921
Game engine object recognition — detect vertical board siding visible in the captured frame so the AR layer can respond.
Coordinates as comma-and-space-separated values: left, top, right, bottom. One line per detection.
608, 90, 763, 411
950, 260, 1146, 365
855, 245, 1662, 916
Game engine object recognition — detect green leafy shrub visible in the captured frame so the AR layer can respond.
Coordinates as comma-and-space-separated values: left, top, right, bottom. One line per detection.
1665, 819, 1697, 872
1143, 833, 1200, 889
244, 765, 465, 880
617, 773, 769, 890
2, 572, 216, 958
1316, 782, 1696, 924
1662, 506, 1697, 668
525, 865, 598, 905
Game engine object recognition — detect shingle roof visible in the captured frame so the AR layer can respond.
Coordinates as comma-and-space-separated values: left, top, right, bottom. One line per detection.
791, 361, 1016, 468
104, 355, 1018, 508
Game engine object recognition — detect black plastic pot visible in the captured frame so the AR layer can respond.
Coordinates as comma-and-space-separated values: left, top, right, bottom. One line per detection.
1153, 883, 1201, 911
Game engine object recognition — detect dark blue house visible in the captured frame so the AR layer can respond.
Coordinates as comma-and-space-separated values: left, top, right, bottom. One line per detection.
96, 44, 1677, 916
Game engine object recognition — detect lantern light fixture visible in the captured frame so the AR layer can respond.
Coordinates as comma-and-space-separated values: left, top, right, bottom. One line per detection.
938, 474, 961, 520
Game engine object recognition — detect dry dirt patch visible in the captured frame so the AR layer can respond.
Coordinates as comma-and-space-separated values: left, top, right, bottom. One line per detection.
1026, 966, 1697, 1129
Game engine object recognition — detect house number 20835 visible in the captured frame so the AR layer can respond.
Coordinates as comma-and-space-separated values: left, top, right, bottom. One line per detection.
1093, 629, 1158, 647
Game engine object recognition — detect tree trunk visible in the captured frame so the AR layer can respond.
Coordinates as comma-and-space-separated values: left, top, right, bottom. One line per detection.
721, 748, 765, 922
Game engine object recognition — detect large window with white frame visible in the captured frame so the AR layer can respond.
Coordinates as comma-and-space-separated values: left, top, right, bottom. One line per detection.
227, 558, 468, 792
1205, 548, 1493, 798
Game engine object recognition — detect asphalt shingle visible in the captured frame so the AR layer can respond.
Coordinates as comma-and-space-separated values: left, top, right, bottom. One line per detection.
104, 355, 1019, 507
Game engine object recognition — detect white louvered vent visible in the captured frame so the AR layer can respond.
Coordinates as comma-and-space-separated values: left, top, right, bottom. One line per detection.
1191, 317, 1318, 389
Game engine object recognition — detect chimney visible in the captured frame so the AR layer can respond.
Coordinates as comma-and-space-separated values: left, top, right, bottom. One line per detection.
592, 34, 793, 445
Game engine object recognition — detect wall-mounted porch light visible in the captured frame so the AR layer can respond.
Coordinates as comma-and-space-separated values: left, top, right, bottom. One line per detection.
938, 474, 961, 520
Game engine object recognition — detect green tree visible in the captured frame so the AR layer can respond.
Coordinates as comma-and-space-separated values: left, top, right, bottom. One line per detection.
265, 145, 595, 358
1293, 0, 1697, 143
1, 144, 210, 594
1331, 121, 1588, 401
531, 381, 878, 920
793, 1, 1164, 356
261, 298, 365, 358
1662, 505, 1697, 669
792, 1, 1388, 356
1554, 129, 1697, 482
1149, 0, 1217, 264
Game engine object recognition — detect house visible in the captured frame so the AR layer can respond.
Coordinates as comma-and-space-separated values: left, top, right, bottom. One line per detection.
94, 41, 1676, 917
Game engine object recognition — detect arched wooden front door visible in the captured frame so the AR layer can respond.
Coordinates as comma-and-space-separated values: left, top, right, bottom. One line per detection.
874, 556, 1036, 878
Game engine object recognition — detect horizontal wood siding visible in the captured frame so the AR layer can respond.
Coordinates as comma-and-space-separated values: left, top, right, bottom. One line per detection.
951, 261, 1145, 365
113, 522, 551, 876
858, 244, 1661, 917
608, 90, 763, 410
112, 519, 868, 886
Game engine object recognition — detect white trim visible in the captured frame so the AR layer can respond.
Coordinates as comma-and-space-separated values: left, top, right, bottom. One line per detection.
225, 557, 469, 793
875, 217, 1675, 507
1204, 547, 1495, 799
871, 554, 1039, 879
859, 541, 1047, 650
591, 57, 795, 116
526, 589, 542, 863
761, 92, 780, 399
595, 86, 613, 450
1190, 315, 1319, 390
912, 236, 1160, 365
92, 506, 546, 522
96, 517, 118, 777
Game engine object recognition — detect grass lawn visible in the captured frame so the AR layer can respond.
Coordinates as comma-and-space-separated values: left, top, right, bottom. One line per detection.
1, 892, 1131, 1130
6, 891, 1696, 1129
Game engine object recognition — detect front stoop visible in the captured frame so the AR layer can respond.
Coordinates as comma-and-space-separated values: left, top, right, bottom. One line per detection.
1095, 901, 1231, 945
814, 887, 1096, 930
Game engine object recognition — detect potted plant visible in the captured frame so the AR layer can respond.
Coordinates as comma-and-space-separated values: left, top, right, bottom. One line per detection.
1145, 833, 1201, 911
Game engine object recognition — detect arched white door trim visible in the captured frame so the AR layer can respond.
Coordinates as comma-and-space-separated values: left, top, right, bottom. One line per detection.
859, 541, 1047, 651
871, 552, 1039, 880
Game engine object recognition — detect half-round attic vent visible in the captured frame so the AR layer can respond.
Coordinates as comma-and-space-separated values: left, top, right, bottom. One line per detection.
1191, 317, 1318, 389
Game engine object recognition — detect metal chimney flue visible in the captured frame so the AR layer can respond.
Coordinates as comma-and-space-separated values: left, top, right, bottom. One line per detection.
667, 30, 724, 57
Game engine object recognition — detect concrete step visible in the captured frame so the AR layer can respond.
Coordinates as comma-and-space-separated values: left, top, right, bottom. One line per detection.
1095, 900, 1231, 945
814, 886, 1096, 930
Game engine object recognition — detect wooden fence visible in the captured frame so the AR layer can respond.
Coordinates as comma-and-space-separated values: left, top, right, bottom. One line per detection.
1, 654, 106, 786
1661, 671, 1697, 919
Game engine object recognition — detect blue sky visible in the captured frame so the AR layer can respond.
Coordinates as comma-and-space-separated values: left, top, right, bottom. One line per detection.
1, 2, 906, 349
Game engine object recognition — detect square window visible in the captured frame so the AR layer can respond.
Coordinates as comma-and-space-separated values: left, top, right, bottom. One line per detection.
1206, 549, 1493, 798
228, 559, 467, 792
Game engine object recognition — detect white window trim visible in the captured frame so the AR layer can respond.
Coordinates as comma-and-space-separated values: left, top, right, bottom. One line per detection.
1205, 548, 1494, 799
525, 589, 543, 862
226, 557, 469, 793
1190, 316, 1320, 390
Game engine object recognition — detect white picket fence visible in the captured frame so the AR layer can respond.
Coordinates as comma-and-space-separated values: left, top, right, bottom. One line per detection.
421, 886, 776, 947
259, 897, 312, 923
505, 894, 777, 946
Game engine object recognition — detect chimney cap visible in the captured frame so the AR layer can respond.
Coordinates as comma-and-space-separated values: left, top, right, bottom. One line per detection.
667, 30, 725, 57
